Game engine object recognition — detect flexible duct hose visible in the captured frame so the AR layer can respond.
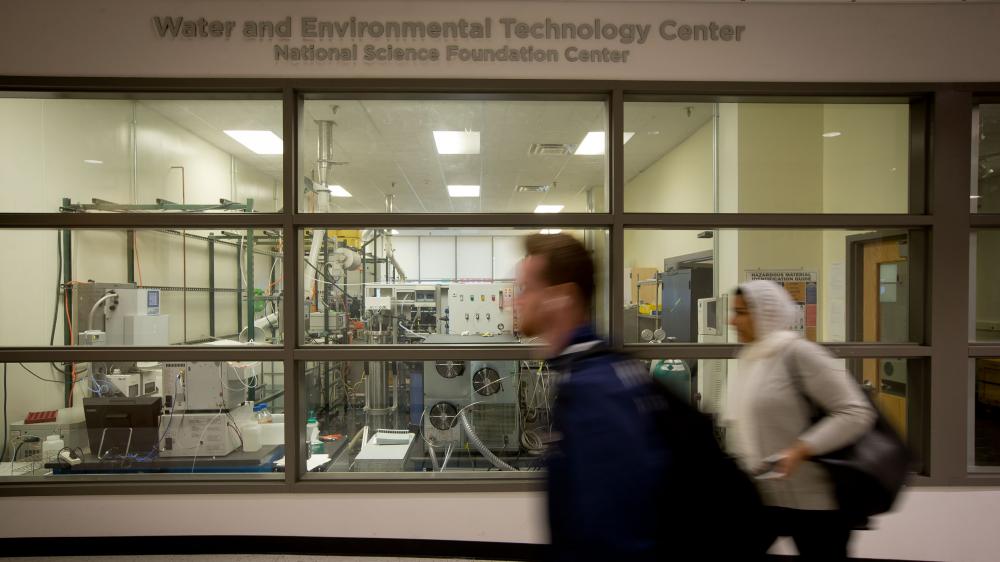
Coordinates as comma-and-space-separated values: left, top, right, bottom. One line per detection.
88, 293, 118, 331
457, 410, 516, 471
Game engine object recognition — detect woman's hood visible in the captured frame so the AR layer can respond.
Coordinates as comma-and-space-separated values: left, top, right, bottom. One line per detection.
737, 279, 799, 340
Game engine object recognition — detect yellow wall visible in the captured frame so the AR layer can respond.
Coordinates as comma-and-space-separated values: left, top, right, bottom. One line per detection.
623, 119, 715, 272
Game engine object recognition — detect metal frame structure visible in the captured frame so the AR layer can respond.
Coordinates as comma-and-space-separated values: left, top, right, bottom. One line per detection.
0, 77, 999, 496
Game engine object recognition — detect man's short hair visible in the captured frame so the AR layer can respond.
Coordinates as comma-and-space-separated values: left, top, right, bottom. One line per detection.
524, 233, 595, 306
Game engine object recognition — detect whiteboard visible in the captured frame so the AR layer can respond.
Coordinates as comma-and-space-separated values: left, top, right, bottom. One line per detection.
419, 236, 456, 280
456, 237, 493, 280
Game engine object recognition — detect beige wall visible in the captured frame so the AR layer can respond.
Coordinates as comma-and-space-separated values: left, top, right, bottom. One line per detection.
623, 119, 714, 273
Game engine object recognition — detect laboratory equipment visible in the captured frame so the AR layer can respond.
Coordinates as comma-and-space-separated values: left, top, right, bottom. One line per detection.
158, 405, 249, 457
445, 283, 515, 335
651, 359, 692, 403
421, 334, 520, 453
697, 295, 728, 415
353, 428, 415, 472
103, 369, 162, 398
78, 285, 169, 347
83, 396, 162, 459
161, 361, 254, 413
41, 435, 64, 464
254, 402, 273, 423
7, 418, 88, 460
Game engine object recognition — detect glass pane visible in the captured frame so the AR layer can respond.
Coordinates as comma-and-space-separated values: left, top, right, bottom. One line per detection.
0, 360, 284, 479
974, 358, 1000, 468
300, 227, 608, 345
974, 230, 1000, 342
0, 229, 283, 347
623, 101, 910, 213
302, 358, 552, 475
298, 99, 608, 213
710, 356, 925, 473
0, 95, 283, 212
975, 104, 1000, 213
623, 229, 920, 343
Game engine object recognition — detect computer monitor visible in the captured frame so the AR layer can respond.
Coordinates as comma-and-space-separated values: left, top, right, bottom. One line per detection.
83, 396, 162, 459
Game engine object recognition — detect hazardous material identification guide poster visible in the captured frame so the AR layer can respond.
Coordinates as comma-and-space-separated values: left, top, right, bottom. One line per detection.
745, 270, 818, 341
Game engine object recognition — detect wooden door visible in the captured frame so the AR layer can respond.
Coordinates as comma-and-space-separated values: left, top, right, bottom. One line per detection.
861, 239, 908, 439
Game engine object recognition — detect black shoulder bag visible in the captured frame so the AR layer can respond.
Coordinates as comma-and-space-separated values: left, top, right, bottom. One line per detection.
786, 346, 912, 526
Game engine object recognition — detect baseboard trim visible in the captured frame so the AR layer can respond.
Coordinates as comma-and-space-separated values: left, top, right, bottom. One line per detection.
0, 535, 932, 561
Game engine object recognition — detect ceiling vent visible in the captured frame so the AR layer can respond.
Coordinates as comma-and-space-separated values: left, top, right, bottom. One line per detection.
528, 143, 574, 156
516, 184, 551, 193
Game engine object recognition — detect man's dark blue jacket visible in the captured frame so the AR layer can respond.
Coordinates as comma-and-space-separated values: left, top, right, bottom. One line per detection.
545, 325, 672, 561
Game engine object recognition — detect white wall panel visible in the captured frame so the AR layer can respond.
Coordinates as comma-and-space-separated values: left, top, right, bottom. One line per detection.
492, 237, 524, 281
419, 236, 455, 281
456, 236, 493, 280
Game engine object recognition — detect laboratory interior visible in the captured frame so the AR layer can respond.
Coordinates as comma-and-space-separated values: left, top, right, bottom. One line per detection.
0, 95, 998, 479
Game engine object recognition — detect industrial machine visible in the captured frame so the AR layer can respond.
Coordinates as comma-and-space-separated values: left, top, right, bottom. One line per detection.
363, 283, 448, 341
421, 334, 520, 455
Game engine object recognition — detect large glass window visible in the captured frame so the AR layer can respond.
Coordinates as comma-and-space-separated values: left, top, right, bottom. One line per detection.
0, 95, 284, 213
973, 230, 1000, 342
0, 360, 284, 479
975, 104, 1000, 213
706, 356, 927, 473
298, 99, 608, 213
624, 229, 922, 344
0, 229, 283, 347
623, 101, 911, 213
300, 227, 608, 345
301, 357, 551, 475
973, 358, 1000, 469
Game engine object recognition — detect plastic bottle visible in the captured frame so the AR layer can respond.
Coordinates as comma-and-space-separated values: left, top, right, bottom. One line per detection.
306, 417, 320, 447
42, 435, 64, 463
253, 402, 273, 424
241, 423, 262, 452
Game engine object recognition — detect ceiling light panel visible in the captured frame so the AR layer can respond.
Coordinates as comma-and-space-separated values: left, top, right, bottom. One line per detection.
534, 204, 564, 213
328, 185, 352, 197
574, 131, 636, 155
448, 184, 481, 197
224, 130, 284, 155
433, 131, 481, 154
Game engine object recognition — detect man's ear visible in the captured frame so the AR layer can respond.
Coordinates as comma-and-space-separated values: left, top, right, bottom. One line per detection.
542, 283, 579, 314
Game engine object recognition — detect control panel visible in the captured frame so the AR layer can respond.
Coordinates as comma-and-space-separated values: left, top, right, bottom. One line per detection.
445, 283, 514, 335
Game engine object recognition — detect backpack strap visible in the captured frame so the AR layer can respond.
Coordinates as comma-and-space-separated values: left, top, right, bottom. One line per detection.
783, 339, 825, 421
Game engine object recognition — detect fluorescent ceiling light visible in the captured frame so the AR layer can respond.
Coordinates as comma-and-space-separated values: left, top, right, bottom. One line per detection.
433, 131, 480, 155
391, 229, 401, 235
224, 130, 284, 155
540, 229, 562, 234
327, 185, 352, 198
971, 195, 982, 199
83, 159, 103, 165
534, 204, 564, 213
574, 131, 635, 155
447, 184, 480, 197
822, 131, 843, 138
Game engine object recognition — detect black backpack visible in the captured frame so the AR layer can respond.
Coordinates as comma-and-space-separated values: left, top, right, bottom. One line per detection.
648, 373, 771, 559
562, 344, 771, 559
